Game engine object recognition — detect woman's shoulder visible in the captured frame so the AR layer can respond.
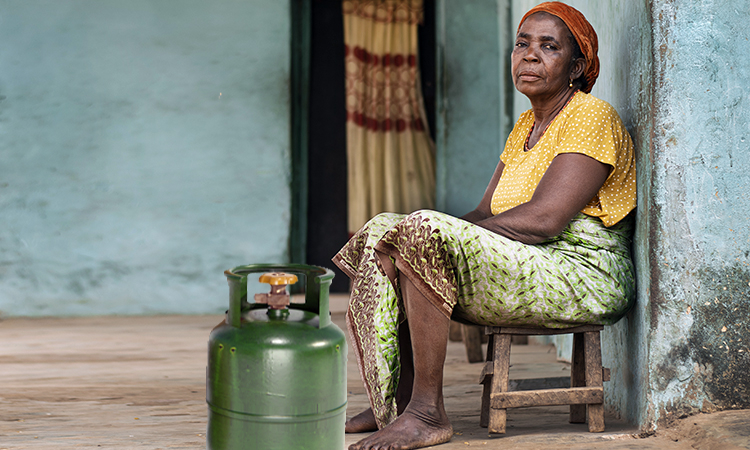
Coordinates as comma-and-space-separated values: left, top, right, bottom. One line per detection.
513, 109, 535, 127
566, 92, 622, 123
507, 109, 535, 139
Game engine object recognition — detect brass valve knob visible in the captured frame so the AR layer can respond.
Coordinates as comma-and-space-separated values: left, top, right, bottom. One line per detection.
259, 272, 298, 286
255, 272, 297, 309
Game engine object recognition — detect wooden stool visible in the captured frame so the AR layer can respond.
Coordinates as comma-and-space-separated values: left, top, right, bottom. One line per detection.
479, 325, 610, 434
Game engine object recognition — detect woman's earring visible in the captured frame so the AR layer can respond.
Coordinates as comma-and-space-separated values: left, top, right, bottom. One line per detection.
569, 78, 573, 88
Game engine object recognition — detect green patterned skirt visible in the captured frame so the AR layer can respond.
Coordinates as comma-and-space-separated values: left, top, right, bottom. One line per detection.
332, 210, 634, 428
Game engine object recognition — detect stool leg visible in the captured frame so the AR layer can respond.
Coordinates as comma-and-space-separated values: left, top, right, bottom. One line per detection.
584, 331, 605, 432
569, 332, 586, 423
479, 332, 494, 428
449, 320, 464, 341
462, 324, 485, 363
488, 333, 511, 434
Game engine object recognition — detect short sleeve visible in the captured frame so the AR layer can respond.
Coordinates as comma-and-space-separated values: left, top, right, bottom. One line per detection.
554, 99, 624, 168
553, 97, 636, 226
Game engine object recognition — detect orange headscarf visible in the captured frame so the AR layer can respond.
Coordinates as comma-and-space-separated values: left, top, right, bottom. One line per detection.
518, 2, 600, 93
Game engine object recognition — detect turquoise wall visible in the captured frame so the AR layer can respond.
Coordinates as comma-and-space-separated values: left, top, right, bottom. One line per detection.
0, 0, 291, 316
436, 0, 512, 216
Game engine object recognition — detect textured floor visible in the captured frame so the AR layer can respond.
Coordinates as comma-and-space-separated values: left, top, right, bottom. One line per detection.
0, 308, 748, 449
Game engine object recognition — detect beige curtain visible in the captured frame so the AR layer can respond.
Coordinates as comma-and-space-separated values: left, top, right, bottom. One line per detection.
343, 0, 436, 234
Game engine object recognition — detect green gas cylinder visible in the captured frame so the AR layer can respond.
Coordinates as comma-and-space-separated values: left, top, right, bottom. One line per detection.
206, 264, 347, 450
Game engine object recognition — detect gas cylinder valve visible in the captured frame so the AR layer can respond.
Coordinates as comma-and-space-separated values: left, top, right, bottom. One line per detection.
254, 272, 298, 309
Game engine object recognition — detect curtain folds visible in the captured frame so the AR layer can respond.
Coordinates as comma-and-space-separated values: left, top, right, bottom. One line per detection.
343, 0, 436, 234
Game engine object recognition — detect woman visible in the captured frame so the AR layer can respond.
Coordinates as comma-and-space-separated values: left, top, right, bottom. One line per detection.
333, 3, 636, 449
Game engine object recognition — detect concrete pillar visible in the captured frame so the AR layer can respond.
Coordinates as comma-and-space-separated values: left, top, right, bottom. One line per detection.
644, 0, 750, 430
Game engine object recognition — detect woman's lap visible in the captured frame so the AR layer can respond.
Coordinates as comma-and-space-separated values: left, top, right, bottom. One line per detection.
368, 209, 633, 328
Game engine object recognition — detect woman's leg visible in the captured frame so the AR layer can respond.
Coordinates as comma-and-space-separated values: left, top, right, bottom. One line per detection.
335, 213, 411, 430
345, 322, 415, 433
349, 273, 453, 450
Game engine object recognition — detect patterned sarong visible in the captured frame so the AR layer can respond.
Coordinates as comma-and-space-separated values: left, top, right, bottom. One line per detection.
332, 209, 634, 428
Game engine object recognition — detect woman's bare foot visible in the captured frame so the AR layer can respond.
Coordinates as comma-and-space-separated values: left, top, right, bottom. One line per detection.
345, 408, 378, 433
345, 396, 412, 434
347, 384, 412, 434
348, 401, 452, 450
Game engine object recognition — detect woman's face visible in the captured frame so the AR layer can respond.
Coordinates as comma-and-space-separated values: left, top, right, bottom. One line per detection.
511, 12, 582, 100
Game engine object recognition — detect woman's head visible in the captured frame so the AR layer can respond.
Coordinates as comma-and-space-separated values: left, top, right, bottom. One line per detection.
512, 2, 599, 96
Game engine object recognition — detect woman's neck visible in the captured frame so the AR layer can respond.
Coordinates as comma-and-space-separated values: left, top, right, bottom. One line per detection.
525, 88, 579, 151
530, 88, 578, 126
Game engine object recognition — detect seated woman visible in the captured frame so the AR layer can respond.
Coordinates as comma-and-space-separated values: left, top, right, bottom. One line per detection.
333, 3, 636, 449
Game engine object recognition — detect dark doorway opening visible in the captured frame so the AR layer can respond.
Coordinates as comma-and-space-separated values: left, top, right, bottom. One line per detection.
305, 0, 436, 293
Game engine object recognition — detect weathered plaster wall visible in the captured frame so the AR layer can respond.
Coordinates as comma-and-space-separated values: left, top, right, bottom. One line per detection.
646, 0, 750, 429
511, 0, 652, 427
436, 0, 512, 216
0, 0, 291, 316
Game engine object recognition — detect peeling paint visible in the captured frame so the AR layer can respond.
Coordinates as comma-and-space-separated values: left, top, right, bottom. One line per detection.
691, 266, 750, 409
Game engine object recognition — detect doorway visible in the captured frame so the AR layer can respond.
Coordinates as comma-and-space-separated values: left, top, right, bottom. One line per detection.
302, 0, 435, 293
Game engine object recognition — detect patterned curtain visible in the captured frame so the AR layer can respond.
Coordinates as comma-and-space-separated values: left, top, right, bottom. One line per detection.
343, 0, 436, 234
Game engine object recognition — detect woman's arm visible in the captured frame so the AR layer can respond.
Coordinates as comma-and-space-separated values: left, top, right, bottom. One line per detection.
476, 153, 610, 244
460, 160, 505, 224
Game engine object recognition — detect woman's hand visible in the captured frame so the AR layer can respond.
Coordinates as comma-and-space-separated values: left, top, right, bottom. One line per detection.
475, 153, 610, 244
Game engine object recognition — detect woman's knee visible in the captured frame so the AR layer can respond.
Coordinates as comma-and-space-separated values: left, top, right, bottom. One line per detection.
404, 209, 448, 223
361, 212, 406, 232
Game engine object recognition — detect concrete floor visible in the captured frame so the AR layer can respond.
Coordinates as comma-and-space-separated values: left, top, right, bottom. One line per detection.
0, 296, 748, 449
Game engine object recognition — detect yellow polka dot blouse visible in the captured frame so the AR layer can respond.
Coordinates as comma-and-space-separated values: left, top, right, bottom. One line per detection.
490, 92, 636, 227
